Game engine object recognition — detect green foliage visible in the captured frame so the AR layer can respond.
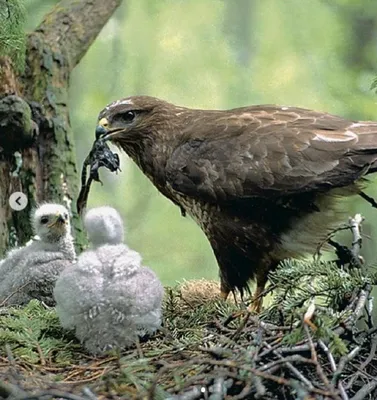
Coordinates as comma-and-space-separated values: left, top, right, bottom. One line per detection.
267, 259, 373, 312
0, 0, 26, 71
0, 299, 80, 364
264, 258, 377, 355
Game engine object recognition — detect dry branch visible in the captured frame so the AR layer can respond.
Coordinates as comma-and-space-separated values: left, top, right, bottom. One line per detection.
35, 0, 122, 69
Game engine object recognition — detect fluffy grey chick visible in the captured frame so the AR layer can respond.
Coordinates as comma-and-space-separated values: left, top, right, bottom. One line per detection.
84, 206, 124, 247
54, 206, 163, 355
0, 203, 75, 306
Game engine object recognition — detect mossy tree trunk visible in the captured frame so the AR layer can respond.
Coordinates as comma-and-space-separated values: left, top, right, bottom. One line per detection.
0, 0, 122, 256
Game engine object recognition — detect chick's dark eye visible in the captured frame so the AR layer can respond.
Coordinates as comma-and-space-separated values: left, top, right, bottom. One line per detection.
119, 110, 136, 123
40, 216, 49, 224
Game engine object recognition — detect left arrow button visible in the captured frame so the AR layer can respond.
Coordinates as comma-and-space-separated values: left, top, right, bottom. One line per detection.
9, 192, 28, 211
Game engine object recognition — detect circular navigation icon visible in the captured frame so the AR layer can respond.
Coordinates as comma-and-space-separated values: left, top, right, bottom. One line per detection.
9, 192, 28, 211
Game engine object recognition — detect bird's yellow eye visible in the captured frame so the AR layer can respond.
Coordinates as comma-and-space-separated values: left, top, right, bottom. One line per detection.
40, 216, 49, 224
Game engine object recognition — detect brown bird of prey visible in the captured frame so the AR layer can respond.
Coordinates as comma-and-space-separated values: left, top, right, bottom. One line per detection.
95, 96, 377, 311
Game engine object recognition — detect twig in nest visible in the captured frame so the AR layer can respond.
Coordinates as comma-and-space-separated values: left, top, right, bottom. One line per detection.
258, 354, 315, 372
231, 383, 253, 400
159, 357, 337, 399
304, 325, 333, 394
246, 283, 276, 306
18, 389, 91, 400
259, 338, 314, 389
318, 340, 348, 400
4, 343, 24, 384
36, 342, 46, 366
278, 342, 315, 354
207, 377, 226, 400
350, 380, 377, 400
166, 386, 203, 400
352, 283, 372, 323
0, 380, 28, 399
349, 214, 364, 268
82, 387, 98, 400
229, 312, 250, 341
315, 213, 365, 267
223, 308, 249, 329
198, 346, 234, 359
334, 283, 372, 337
346, 336, 377, 390
335, 346, 360, 379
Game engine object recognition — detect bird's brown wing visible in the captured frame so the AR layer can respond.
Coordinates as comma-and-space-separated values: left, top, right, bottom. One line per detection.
166, 108, 377, 202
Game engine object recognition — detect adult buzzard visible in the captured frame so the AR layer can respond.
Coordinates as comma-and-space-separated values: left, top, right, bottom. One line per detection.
94, 96, 377, 310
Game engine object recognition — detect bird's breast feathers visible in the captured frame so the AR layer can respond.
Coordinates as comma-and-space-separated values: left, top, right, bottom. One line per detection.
167, 185, 215, 232
167, 180, 361, 261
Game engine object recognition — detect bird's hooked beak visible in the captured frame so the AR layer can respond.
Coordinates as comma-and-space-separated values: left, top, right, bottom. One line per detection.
95, 118, 124, 141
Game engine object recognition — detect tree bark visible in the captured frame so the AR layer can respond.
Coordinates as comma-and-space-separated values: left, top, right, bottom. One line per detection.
0, 0, 123, 256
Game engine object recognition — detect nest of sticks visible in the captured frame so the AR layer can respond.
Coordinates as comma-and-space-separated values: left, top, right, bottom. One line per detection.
0, 214, 377, 400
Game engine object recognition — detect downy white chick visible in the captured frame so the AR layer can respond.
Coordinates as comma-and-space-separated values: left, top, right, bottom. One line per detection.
0, 203, 75, 306
54, 206, 164, 355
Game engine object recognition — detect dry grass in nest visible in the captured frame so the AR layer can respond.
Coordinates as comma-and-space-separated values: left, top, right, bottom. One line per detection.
173, 279, 241, 307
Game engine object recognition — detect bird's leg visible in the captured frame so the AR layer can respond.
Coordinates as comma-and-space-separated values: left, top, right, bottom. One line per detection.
219, 280, 230, 300
248, 273, 268, 314
248, 285, 264, 313
220, 290, 229, 300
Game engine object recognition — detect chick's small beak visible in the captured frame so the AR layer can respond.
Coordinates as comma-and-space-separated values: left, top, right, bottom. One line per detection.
57, 214, 67, 224
47, 213, 67, 228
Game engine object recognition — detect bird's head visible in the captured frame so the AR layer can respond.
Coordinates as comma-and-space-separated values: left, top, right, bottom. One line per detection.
32, 203, 71, 242
84, 206, 124, 247
95, 96, 182, 151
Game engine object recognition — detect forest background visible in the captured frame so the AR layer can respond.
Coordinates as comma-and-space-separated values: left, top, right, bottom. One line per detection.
24, 0, 377, 286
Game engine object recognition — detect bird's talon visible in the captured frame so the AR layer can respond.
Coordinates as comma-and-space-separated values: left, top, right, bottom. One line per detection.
220, 289, 230, 300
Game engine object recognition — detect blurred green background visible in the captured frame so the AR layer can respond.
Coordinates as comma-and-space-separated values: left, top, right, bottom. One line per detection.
25, 0, 377, 286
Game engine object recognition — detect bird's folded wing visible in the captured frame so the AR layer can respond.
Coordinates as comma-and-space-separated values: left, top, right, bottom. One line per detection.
166, 115, 377, 202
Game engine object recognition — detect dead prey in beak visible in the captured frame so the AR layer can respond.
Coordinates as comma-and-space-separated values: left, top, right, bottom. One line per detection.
77, 136, 121, 216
